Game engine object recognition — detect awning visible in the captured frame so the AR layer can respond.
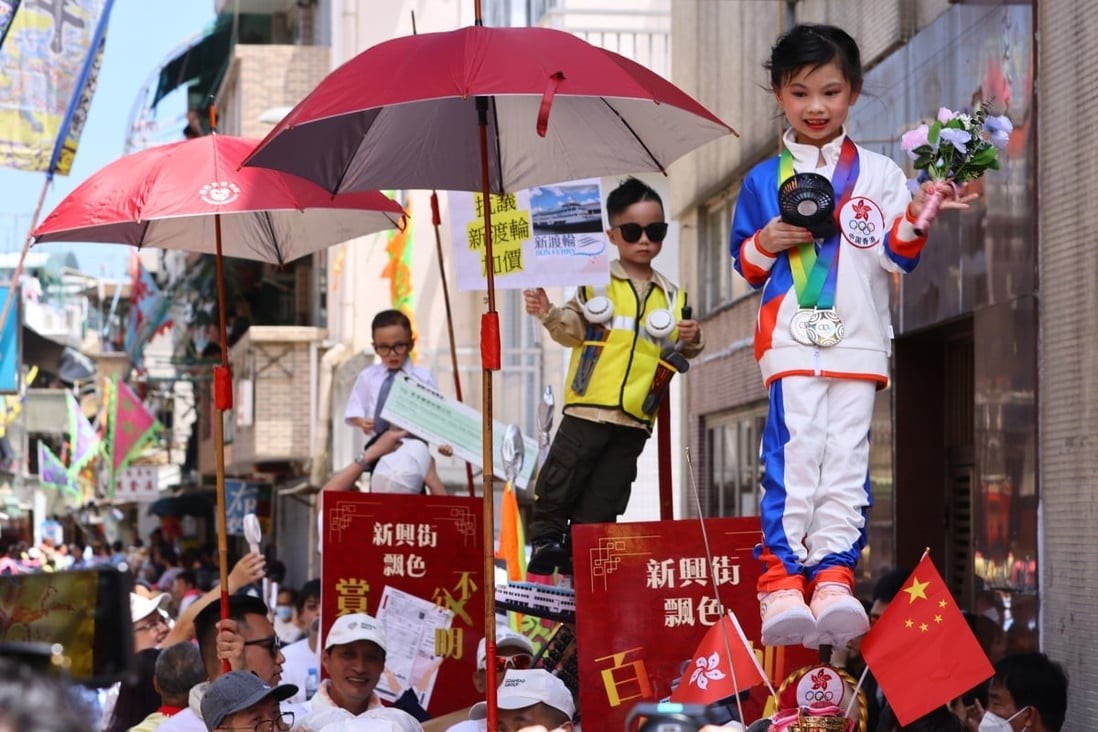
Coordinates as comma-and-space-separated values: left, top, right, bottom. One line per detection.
23, 326, 95, 382
147, 492, 213, 518
153, 14, 234, 109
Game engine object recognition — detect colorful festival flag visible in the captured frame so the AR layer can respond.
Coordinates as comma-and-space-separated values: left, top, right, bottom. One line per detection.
124, 254, 172, 368
107, 378, 160, 492
0, 0, 114, 174
669, 611, 768, 705
381, 196, 414, 315
37, 440, 76, 495
861, 554, 994, 726
0, 364, 37, 439
496, 482, 527, 582
66, 391, 100, 476
0, 1, 19, 61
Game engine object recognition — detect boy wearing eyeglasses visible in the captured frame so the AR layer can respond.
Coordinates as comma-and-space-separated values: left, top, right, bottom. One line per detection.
523, 177, 703, 575
344, 308, 447, 495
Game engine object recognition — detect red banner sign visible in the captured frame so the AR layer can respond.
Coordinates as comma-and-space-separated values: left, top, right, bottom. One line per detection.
322, 493, 485, 716
572, 517, 816, 730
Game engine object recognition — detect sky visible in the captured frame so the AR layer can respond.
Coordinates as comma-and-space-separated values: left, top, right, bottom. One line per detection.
0, 0, 216, 279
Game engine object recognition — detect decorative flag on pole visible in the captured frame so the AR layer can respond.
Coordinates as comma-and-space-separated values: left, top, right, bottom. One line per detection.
381, 196, 414, 316
860, 554, 994, 726
66, 390, 100, 477
0, 0, 114, 174
38, 440, 77, 495
0, 1, 20, 53
0, 365, 37, 439
496, 482, 527, 582
669, 611, 769, 705
124, 254, 172, 368
107, 378, 160, 493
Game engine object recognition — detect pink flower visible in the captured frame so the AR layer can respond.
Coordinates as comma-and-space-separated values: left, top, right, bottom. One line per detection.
901, 124, 930, 159
938, 107, 956, 123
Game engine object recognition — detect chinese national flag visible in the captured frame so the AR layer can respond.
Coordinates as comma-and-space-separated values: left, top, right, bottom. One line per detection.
861, 555, 993, 725
669, 611, 767, 704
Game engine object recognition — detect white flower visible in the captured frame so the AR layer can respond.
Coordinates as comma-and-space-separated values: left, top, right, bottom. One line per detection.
688, 652, 726, 690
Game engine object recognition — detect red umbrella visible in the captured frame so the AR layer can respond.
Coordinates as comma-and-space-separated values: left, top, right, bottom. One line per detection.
33, 133, 404, 655
243, 24, 734, 195
243, 16, 735, 718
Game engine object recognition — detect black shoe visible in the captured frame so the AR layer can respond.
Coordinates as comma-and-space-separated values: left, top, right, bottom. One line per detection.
528, 537, 570, 576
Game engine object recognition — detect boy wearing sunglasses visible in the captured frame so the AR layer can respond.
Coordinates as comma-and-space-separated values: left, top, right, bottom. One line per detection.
524, 177, 703, 575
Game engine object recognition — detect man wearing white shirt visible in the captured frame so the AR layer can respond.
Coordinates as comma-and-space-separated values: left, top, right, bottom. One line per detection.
295, 613, 422, 732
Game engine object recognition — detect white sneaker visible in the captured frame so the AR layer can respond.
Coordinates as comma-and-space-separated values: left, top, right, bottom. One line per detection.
809, 582, 869, 648
760, 588, 815, 647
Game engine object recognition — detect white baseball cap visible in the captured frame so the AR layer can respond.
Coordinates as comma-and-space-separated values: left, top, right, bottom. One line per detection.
470, 669, 575, 721
130, 592, 170, 624
476, 627, 535, 671
324, 613, 387, 653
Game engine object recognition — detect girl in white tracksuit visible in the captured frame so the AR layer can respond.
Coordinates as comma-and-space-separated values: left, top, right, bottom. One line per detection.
730, 24, 971, 648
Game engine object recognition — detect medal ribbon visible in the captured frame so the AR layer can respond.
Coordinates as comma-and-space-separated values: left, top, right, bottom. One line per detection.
779, 138, 859, 309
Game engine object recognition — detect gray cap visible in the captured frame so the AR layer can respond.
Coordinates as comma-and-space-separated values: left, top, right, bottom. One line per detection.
200, 671, 297, 731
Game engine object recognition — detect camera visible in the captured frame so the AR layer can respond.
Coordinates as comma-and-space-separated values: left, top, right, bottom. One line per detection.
626, 702, 716, 732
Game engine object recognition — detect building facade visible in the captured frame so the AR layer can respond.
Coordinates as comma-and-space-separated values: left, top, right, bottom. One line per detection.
672, 0, 1095, 723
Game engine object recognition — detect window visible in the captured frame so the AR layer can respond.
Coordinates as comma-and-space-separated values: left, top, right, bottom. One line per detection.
700, 405, 768, 518
698, 191, 751, 315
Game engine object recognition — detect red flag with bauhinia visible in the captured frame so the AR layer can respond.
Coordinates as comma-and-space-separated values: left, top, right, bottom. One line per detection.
670, 611, 768, 704
861, 554, 993, 725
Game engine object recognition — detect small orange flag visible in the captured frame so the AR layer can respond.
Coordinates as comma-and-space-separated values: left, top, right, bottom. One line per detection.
861, 554, 993, 726
496, 482, 526, 582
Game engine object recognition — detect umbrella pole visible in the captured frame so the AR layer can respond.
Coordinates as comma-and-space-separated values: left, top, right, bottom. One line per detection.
430, 192, 476, 497
476, 95, 500, 732
213, 213, 232, 672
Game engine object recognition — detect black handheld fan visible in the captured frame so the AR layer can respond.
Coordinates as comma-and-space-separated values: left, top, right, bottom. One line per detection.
778, 172, 837, 239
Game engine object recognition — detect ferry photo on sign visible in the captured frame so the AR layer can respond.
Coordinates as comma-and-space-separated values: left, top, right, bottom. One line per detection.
449, 178, 611, 291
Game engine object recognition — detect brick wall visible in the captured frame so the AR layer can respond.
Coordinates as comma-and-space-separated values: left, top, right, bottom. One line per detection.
1036, 0, 1098, 723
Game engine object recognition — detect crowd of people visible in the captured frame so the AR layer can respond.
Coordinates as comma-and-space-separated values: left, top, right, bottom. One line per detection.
0, 536, 1071, 732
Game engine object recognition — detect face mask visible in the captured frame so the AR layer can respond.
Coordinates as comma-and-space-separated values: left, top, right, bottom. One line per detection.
275, 605, 293, 622
978, 707, 1029, 732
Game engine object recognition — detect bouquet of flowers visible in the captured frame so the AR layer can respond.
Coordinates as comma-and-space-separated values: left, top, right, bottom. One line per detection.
900, 103, 1013, 234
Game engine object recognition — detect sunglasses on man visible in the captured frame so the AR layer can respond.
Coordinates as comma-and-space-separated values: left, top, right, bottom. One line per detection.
613, 222, 669, 244
493, 652, 534, 673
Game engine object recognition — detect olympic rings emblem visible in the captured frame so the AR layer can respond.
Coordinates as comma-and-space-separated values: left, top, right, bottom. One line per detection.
840, 196, 885, 249
849, 219, 875, 235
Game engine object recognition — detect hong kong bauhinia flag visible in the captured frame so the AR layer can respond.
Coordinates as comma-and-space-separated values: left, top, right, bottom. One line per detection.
861, 554, 993, 725
669, 611, 767, 704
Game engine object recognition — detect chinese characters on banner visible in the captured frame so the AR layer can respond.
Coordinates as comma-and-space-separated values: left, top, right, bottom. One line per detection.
113, 465, 159, 502
448, 179, 611, 291
224, 480, 272, 536
322, 493, 485, 715
571, 517, 816, 730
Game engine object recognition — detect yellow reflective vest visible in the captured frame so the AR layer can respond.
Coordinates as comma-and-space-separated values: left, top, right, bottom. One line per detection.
563, 275, 686, 424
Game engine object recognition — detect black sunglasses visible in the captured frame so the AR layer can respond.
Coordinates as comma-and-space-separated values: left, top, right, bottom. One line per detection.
614, 222, 669, 244
243, 636, 284, 657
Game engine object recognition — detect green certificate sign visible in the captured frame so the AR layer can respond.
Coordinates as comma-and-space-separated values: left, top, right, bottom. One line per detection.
379, 376, 538, 489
